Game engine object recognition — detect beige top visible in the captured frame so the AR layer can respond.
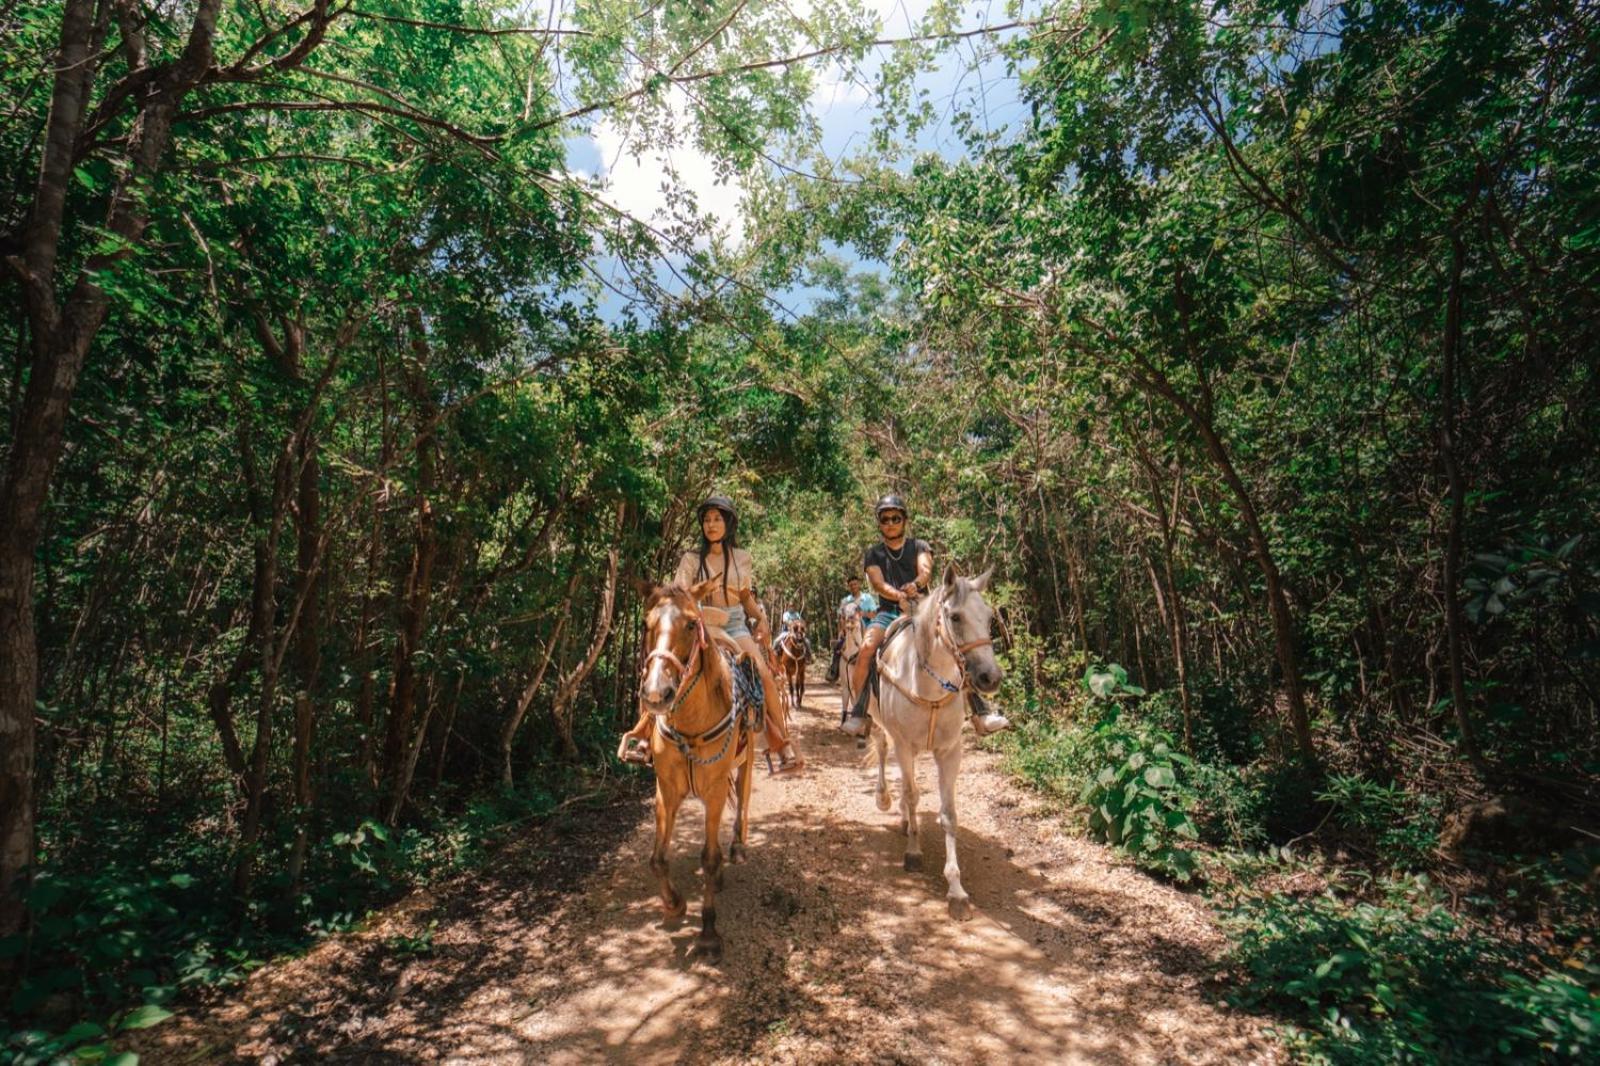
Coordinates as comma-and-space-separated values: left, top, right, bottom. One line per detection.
673, 547, 754, 600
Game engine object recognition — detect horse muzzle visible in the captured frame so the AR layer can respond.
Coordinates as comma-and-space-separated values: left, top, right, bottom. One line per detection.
969, 664, 1003, 695
639, 664, 679, 710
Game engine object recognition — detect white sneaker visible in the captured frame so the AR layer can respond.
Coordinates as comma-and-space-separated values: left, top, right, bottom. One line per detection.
970, 712, 1012, 737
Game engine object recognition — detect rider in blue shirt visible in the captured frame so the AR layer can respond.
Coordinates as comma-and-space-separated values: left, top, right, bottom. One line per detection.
826, 576, 876, 682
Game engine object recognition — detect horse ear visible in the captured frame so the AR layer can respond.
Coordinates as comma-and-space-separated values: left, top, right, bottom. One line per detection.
942, 560, 960, 590
971, 566, 994, 593
687, 577, 719, 603
632, 576, 657, 600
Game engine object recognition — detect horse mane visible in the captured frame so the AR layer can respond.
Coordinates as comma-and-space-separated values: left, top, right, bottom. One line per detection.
912, 580, 947, 663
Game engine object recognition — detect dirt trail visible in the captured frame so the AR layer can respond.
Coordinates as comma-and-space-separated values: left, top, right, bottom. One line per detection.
132, 675, 1276, 1064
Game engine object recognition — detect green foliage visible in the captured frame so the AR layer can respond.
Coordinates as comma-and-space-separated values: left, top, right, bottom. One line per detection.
1079, 714, 1199, 882
1222, 871, 1599, 1064
1317, 776, 1442, 872
1083, 661, 1147, 700
384, 921, 439, 960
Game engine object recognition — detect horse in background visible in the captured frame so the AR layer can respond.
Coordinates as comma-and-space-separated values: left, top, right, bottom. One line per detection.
866, 564, 1001, 920
773, 615, 811, 709
837, 601, 866, 731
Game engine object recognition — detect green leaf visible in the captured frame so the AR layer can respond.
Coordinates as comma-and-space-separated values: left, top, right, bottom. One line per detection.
118, 1005, 174, 1031
59, 1020, 106, 1044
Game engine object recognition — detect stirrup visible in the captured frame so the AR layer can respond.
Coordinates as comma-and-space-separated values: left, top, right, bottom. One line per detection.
970, 712, 1012, 737
618, 735, 652, 765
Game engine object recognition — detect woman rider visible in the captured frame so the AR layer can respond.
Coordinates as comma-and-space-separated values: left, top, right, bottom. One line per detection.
619, 496, 805, 774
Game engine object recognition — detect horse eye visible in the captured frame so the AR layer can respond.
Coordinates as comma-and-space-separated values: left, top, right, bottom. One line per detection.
950, 612, 963, 624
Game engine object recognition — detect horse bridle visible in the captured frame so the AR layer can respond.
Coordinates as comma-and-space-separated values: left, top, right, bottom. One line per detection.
641, 611, 709, 721
639, 608, 749, 797
934, 598, 995, 685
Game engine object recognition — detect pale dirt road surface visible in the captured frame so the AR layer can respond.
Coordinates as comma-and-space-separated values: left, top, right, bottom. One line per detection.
130, 674, 1277, 1064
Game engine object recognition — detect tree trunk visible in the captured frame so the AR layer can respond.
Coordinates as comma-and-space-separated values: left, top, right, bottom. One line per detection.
1132, 356, 1317, 764
499, 573, 579, 788
284, 691, 314, 902
0, 0, 229, 942
1439, 232, 1488, 773
549, 509, 625, 760
231, 450, 292, 899
382, 309, 439, 821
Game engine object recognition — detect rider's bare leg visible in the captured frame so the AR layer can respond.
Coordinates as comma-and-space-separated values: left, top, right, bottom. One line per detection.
843, 626, 885, 736
735, 632, 803, 772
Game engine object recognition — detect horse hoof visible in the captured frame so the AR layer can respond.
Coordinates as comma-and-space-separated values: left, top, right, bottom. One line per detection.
729, 843, 747, 864
690, 935, 723, 961
662, 897, 687, 921
855, 737, 867, 751
903, 853, 923, 873
875, 791, 891, 812
949, 897, 973, 921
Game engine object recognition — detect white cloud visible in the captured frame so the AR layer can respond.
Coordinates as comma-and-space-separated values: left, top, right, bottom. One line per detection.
589, 88, 747, 248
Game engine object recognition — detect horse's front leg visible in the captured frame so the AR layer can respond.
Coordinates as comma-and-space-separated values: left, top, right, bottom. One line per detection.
652, 780, 686, 920
933, 740, 972, 920
729, 741, 754, 863
694, 775, 729, 959
895, 738, 923, 872
873, 725, 892, 812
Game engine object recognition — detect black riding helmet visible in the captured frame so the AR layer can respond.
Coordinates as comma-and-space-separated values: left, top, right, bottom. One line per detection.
873, 493, 908, 518
697, 494, 737, 522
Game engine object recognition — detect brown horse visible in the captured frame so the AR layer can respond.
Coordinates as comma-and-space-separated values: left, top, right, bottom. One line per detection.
637, 580, 756, 959
773, 619, 811, 709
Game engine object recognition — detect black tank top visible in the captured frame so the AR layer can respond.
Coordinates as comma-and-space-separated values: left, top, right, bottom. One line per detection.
863, 538, 929, 593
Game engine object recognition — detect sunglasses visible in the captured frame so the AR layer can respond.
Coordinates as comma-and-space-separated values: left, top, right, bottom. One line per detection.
878, 514, 905, 526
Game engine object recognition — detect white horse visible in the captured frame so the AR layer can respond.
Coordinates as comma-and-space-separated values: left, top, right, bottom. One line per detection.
867, 564, 1002, 920
838, 601, 866, 729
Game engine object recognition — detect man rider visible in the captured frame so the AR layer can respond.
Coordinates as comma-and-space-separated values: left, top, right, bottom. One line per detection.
840, 495, 1011, 738
826, 576, 876, 683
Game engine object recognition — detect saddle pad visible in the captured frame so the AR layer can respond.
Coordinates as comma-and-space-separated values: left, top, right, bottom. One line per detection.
726, 650, 766, 733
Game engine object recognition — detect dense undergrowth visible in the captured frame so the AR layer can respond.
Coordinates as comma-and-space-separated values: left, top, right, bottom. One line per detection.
1, 756, 630, 1066
997, 659, 1600, 1064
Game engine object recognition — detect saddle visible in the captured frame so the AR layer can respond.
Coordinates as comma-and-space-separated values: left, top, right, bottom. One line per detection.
864, 614, 916, 706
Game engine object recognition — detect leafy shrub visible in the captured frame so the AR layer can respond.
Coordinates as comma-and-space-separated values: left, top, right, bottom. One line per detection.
1497, 962, 1600, 1060
1317, 775, 1442, 871
1079, 718, 1199, 881
1186, 758, 1273, 850
1223, 871, 1599, 1064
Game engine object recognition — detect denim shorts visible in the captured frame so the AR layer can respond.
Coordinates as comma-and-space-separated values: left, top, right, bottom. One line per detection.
867, 604, 902, 630
716, 603, 751, 640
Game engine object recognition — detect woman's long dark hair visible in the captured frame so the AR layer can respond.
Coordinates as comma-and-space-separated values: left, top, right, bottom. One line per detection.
696, 506, 740, 600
